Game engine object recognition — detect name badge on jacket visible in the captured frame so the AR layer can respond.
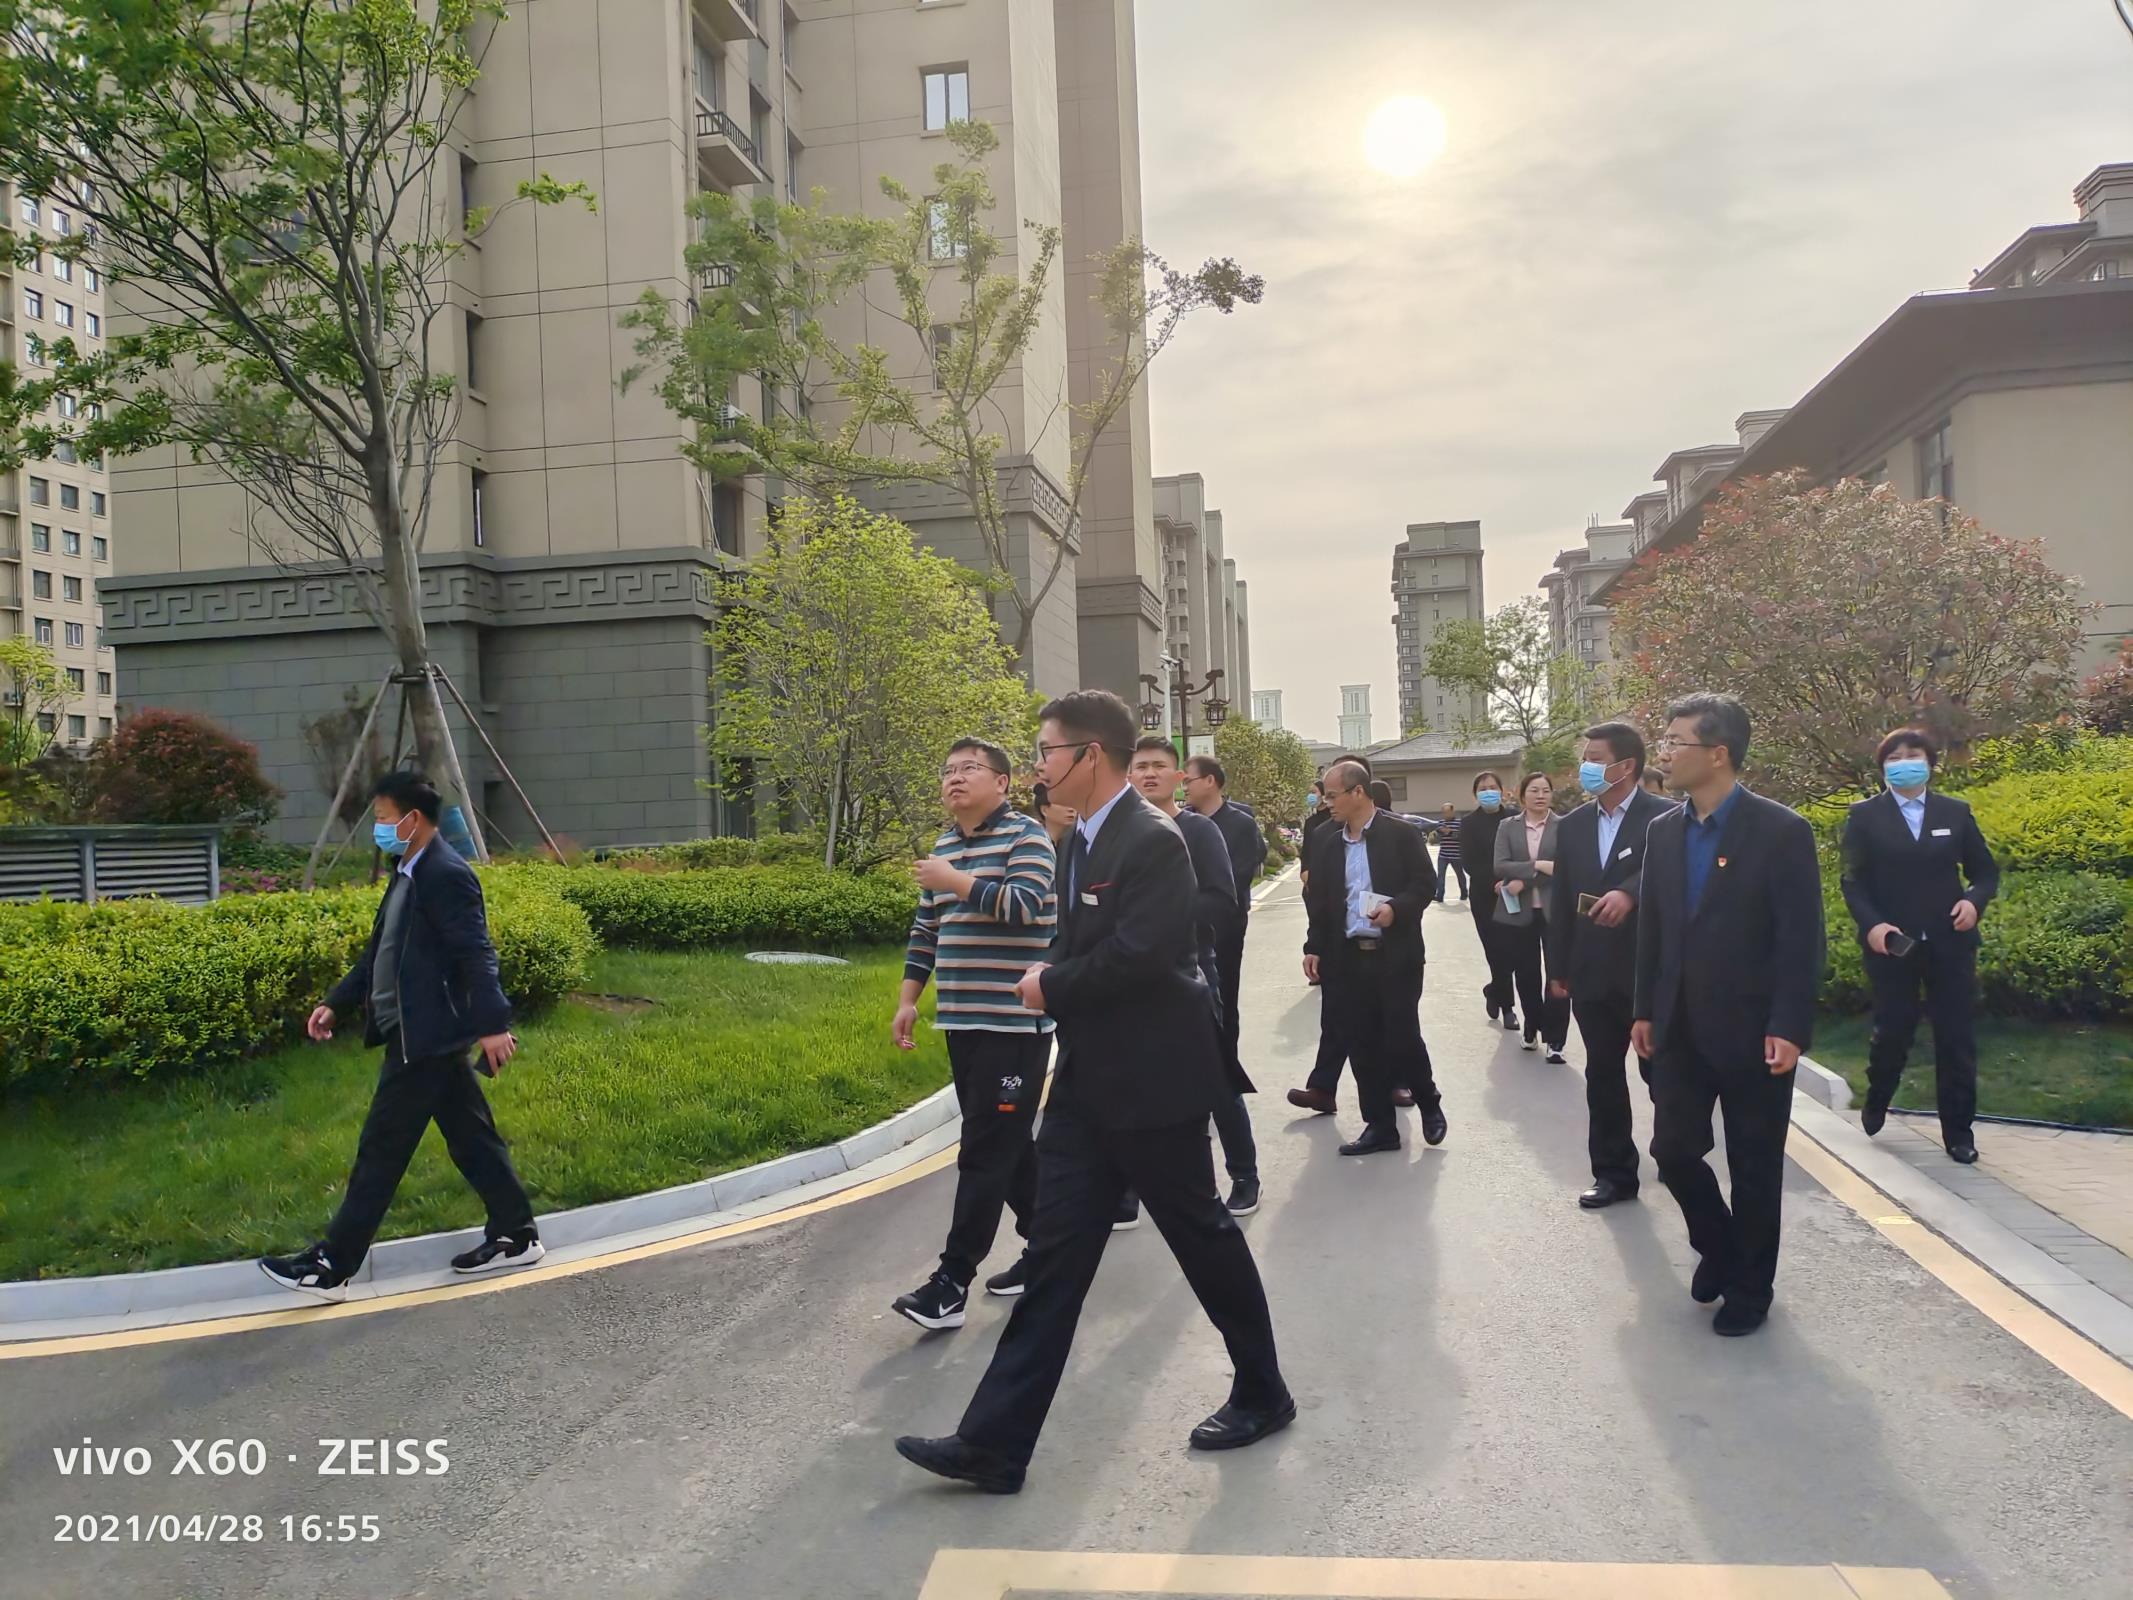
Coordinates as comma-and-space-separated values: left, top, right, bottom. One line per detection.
1080, 891, 1100, 906
1931, 827, 1952, 837
1617, 846, 1634, 860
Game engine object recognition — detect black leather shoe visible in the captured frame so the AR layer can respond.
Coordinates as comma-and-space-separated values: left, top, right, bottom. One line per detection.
1712, 1301, 1768, 1337
1420, 1106, 1448, 1146
1579, 1180, 1637, 1210
1392, 1086, 1416, 1108
1188, 1394, 1297, 1451
1486, 995, 1500, 1021
1947, 1142, 1979, 1164
893, 1434, 1024, 1494
1502, 1012, 1520, 1032
1861, 1098, 1888, 1137
1339, 1123, 1402, 1157
1690, 1257, 1727, 1305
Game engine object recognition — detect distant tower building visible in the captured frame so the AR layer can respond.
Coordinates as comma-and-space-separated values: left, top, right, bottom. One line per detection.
1338, 684, 1373, 751
1393, 521, 1486, 733
1251, 689, 1283, 731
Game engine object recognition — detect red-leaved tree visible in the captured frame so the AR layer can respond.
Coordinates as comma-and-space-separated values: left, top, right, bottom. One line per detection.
2081, 637, 2133, 736
1610, 472, 2089, 800
89, 710, 281, 827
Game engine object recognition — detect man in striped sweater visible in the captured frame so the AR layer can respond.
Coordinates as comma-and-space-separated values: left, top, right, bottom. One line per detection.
891, 737, 1060, 1333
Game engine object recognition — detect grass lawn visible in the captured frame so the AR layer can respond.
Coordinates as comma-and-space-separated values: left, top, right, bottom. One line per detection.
0, 947, 948, 1281
1812, 1012, 2133, 1130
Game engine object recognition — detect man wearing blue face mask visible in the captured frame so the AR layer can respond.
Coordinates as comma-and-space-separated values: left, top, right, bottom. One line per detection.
1840, 728, 1999, 1163
259, 770, 536, 1302
1461, 770, 1520, 1033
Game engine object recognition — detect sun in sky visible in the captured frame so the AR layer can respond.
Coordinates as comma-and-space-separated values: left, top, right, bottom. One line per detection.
1363, 94, 1449, 179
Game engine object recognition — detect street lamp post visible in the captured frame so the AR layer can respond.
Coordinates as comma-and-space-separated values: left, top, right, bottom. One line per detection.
1140, 666, 1227, 755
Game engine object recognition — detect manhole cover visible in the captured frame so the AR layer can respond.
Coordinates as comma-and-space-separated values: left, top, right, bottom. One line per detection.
745, 951, 850, 966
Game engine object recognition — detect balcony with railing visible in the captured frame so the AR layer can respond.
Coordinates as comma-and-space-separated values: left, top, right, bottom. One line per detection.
696, 107, 769, 190
695, 0, 760, 44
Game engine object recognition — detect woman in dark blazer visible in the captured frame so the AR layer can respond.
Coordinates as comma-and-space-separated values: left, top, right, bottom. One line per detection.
1492, 772, 1571, 1060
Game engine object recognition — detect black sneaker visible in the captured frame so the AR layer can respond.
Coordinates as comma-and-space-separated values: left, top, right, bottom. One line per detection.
1544, 1049, 1568, 1065
1502, 1012, 1519, 1032
892, 1271, 968, 1331
985, 1254, 1030, 1297
1225, 1180, 1261, 1217
259, 1244, 351, 1304
451, 1230, 546, 1275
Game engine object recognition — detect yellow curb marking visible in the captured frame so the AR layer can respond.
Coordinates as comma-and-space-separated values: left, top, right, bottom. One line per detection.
914, 1550, 1957, 1599
0, 1146, 959, 1362
1786, 1130, 2133, 1422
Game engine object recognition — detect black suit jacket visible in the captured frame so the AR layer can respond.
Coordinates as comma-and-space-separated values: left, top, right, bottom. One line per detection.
1205, 800, 1268, 908
326, 839, 513, 1059
1839, 789, 1998, 950
1547, 789, 1677, 1002
1633, 786, 1825, 1065
1042, 788, 1229, 1130
1300, 809, 1433, 971
1175, 806, 1240, 978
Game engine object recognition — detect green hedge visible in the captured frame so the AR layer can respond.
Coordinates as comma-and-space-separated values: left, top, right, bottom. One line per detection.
1820, 866, 2133, 1019
0, 871, 595, 1086
529, 863, 918, 950
1965, 768, 2133, 875
594, 831, 825, 871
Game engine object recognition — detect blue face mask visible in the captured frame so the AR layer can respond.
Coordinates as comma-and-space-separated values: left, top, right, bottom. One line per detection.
1477, 790, 1502, 810
1579, 761, 1611, 796
1884, 758, 1930, 792
374, 818, 412, 857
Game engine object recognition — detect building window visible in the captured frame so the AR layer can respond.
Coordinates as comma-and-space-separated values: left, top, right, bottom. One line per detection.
84, 310, 99, 338
92, 535, 106, 561
693, 34, 722, 109
53, 441, 76, 464
67, 714, 84, 740
62, 575, 81, 601
25, 334, 47, 366
52, 256, 70, 283
930, 323, 956, 387
34, 617, 52, 645
922, 66, 969, 131
1918, 420, 1954, 513
62, 529, 79, 555
2091, 260, 2123, 282
55, 392, 77, 418
91, 491, 106, 517
30, 524, 50, 552
53, 300, 71, 327
64, 621, 83, 648
787, 133, 801, 202
463, 311, 482, 391
85, 266, 100, 293
749, 92, 769, 164
96, 671, 111, 696
926, 198, 967, 260
65, 667, 84, 691
711, 480, 742, 555
22, 287, 41, 318
32, 569, 51, 599
37, 712, 54, 733
470, 468, 486, 548
17, 195, 36, 225
59, 483, 78, 511
51, 208, 69, 235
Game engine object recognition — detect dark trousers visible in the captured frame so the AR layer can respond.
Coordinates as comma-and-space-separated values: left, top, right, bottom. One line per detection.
1649, 1020, 1796, 1314
1210, 1091, 1258, 1184
1216, 917, 1249, 1083
1436, 858, 1467, 900
1305, 1017, 1349, 1095
1865, 941, 1980, 1146
1505, 922, 1569, 1049
324, 1033, 534, 1271
1474, 913, 1519, 1018
940, 1030, 1047, 1285
1323, 946, 1438, 1129
957, 1101, 1286, 1469
1574, 991, 1648, 1191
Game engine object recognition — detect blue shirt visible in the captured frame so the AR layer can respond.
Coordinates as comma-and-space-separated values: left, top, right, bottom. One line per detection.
1595, 793, 1632, 870
1893, 788, 1926, 841
1683, 784, 1741, 917
1342, 812, 1379, 937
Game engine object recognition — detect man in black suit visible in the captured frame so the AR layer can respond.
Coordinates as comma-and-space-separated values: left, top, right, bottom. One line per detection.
259, 771, 537, 1303
897, 692, 1292, 1494
1302, 761, 1447, 1156
1548, 722, 1677, 1210
1632, 694, 1823, 1337
1840, 727, 1999, 1162
1185, 754, 1269, 1112
1289, 752, 1380, 1114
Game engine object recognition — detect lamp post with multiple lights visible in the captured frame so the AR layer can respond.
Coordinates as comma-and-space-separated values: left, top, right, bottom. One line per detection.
1138, 664, 1229, 755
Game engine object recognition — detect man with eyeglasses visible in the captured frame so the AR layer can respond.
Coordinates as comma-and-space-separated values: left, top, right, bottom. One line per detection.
896, 691, 1291, 1494
1632, 693, 1823, 1338
890, 738, 1059, 1333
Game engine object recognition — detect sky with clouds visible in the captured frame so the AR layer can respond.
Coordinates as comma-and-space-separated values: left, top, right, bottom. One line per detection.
1133, 0, 2133, 744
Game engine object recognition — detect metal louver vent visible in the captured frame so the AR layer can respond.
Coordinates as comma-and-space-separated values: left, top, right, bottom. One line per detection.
94, 840, 215, 905
0, 842, 87, 903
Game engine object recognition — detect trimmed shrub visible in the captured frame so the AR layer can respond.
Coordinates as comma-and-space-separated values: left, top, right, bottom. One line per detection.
1966, 767, 2133, 875
532, 863, 916, 950
597, 831, 827, 872
87, 708, 281, 826
0, 871, 594, 1086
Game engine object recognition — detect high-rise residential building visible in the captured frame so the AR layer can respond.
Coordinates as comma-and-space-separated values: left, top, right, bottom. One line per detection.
103, 0, 1169, 847
1539, 521, 1634, 667
1, 179, 116, 753
1152, 470, 1251, 715
1391, 520, 1485, 735
1250, 689, 1283, 731
1597, 163, 2133, 667
1337, 684, 1373, 751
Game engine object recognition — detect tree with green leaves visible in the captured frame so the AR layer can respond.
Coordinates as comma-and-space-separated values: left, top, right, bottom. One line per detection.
1424, 596, 1595, 769
0, 634, 68, 768
1212, 718, 1317, 829
622, 120, 1261, 668
711, 496, 1036, 871
1609, 472, 2088, 801
0, 0, 592, 860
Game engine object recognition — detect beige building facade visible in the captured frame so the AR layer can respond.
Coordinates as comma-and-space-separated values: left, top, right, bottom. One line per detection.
1392, 520, 1486, 735
2, 179, 115, 752
1152, 470, 1252, 726
102, 0, 1168, 846
1539, 521, 1633, 668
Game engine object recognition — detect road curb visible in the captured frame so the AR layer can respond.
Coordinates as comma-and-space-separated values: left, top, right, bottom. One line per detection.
1794, 1052, 1854, 1111
0, 1079, 963, 1339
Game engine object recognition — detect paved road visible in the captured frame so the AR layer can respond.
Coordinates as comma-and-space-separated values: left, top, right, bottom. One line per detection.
4, 878, 2129, 1599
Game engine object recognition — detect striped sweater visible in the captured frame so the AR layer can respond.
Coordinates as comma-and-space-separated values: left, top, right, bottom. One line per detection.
904, 805, 1059, 1033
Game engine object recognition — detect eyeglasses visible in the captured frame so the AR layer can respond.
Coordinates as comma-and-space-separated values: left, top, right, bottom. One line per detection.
1655, 738, 1718, 752
941, 762, 1005, 780
1034, 740, 1095, 763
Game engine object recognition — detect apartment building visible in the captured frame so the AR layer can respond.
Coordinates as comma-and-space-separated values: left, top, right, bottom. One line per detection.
1597, 162, 2133, 668
103, 0, 1169, 847
1539, 521, 1633, 667
1250, 688, 1283, 732
1152, 470, 1252, 716
1391, 520, 1486, 734
1, 180, 116, 753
